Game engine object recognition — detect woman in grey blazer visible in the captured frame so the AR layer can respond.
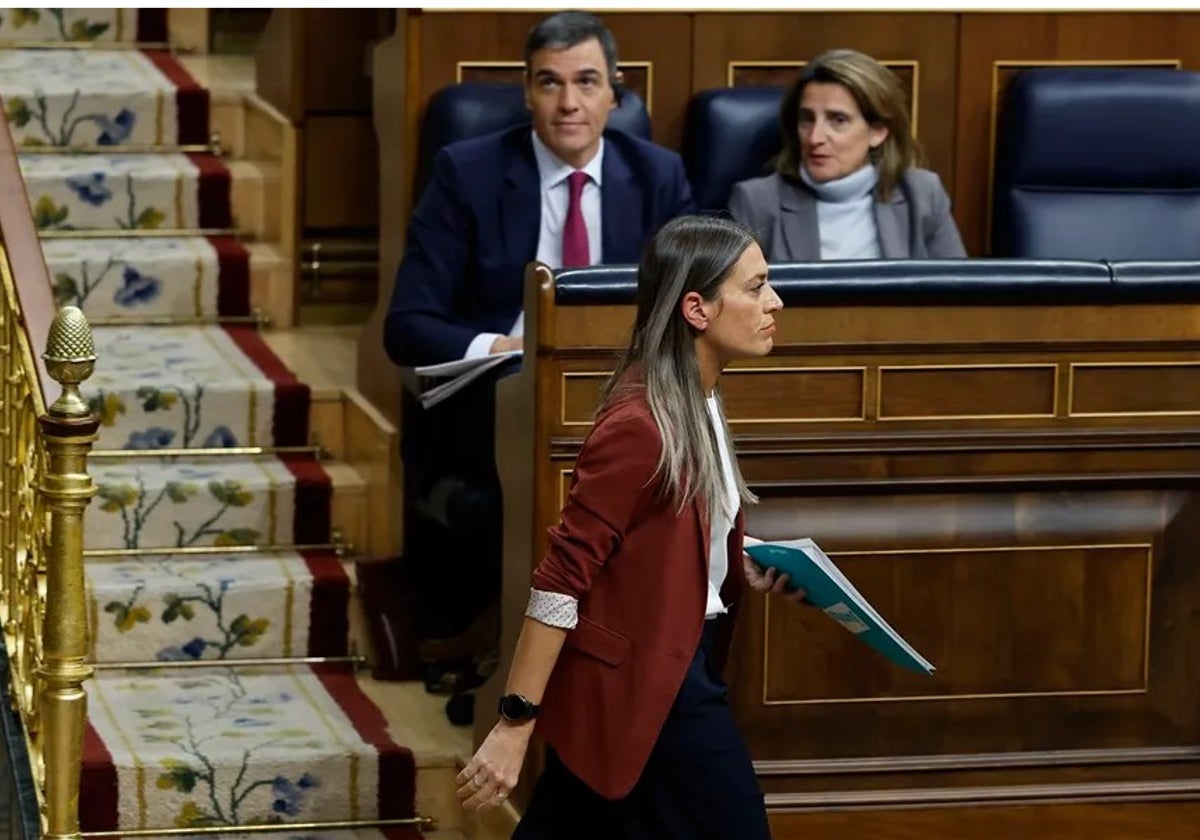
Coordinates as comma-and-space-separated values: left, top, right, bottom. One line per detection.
728, 49, 966, 261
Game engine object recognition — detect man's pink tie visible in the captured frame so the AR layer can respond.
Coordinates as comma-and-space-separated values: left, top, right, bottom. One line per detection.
562, 170, 590, 268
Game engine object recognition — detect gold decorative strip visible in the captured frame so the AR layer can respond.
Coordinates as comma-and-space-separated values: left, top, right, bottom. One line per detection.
18, 143, 217, 155
90, 445, 322, 459
83, 815, 437, 837
985, 58, 1182, 249
87, 314, 270, 327
83, 543, 346, 558
93, 655, 366, 671
38, 228, 241, 240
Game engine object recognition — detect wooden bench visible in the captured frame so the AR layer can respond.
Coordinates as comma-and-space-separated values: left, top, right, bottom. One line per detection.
483, 257, 1200, 838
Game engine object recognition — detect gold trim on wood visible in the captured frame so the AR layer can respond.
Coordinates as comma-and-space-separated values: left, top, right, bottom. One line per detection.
985, 59, 1182, 251
763, 777, 1200, 810
762, 541, 1152, 706
1068, 360, 1200, 418
559, 370, 610, 427
83, 815, 437, 837
455, 60, 655, 115
723, 365, 868, 424
726, 60, 920, 134
875, 362, 1059, 421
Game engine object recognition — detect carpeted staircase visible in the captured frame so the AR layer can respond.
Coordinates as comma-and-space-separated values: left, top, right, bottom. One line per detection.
0, 9, 425, 837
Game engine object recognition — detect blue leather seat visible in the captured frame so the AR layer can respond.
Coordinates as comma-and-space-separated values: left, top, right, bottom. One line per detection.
555, 260, 1200, 306
415, 81, 652, 198
992, 68, 1200, 259
682, 86, 784, 213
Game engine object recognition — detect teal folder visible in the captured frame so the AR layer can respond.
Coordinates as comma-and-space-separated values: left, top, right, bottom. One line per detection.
744, 538, 935, 675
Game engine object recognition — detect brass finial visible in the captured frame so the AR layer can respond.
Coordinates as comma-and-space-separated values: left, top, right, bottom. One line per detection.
42, 306, 96, 418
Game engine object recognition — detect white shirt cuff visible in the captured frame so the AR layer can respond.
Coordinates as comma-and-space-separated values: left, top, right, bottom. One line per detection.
526, 588, 578, 629
463, 332, 505, 361
743, 535, 763, 547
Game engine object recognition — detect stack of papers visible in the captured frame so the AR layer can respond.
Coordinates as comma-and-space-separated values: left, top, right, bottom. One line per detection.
409, 350, 521, 409
744, 537, 935, 675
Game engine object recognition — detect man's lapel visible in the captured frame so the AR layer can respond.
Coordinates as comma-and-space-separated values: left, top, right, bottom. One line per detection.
600, 140, 644, 264
501, 134, 541, 265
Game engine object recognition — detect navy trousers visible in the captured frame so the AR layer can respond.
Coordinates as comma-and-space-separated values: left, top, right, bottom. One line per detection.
513, 619, 771, 840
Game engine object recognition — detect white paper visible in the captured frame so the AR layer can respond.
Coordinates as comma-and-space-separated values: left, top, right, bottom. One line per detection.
409, 350, 522, 410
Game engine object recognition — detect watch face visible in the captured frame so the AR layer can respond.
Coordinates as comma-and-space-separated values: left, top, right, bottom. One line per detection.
499, 694, 531, 721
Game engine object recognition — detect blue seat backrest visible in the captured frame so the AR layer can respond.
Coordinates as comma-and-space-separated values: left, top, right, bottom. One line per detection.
682, 86, 785, 213
554, 260, 1200, 307
414, 82, 652, 201
992, 68, 1200, 259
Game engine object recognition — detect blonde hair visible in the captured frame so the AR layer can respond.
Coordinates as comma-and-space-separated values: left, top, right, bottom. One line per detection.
777, 48, 922, 202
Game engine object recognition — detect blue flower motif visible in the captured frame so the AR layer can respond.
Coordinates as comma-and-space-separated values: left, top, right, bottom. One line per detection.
113, 266, 161, 307
232, 716, 271, 728
94, 108, 136, 146
157, 638, 206, 662
272, 777, 309, 816
125, 427, 175, 450
66, 172, 112, 206
182, 637, 207, 658
201, 426, 239, 448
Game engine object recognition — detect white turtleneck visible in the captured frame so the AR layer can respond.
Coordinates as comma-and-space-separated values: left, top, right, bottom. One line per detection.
799, 163, 882, 261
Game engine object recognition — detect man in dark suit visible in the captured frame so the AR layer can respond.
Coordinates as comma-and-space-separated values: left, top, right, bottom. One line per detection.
382, 11, 694, 697
385, 11, 694, 366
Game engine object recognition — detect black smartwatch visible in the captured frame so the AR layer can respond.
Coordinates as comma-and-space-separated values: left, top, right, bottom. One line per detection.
498, 693, 540, 723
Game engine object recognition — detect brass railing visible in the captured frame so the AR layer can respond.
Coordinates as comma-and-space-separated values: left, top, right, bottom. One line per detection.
1, 241, 98, 839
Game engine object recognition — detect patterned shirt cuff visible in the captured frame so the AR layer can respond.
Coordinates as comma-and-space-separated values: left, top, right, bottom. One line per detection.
526, 588, 579, 629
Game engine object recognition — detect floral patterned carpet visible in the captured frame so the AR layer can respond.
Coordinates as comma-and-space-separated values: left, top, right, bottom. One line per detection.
0, 9, 419, 836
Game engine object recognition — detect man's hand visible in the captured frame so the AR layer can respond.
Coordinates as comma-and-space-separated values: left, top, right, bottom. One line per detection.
490, 335, 522, 354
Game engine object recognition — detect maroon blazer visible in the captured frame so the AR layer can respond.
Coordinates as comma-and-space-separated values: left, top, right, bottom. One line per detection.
531, 386, 746, 800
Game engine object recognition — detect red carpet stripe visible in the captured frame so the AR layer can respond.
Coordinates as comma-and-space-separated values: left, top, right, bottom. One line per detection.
143, 50, 209, 145
282, 455, 333, 545
80, 724, 119, 832
188, 153, 232, 229
305, 550, 351, 657
210, 235, 251, 316
223, 326, 311, 447
314, 667, 419, 826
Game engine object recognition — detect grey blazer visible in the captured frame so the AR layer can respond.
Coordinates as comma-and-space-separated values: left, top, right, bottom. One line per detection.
727, 168, 967, 261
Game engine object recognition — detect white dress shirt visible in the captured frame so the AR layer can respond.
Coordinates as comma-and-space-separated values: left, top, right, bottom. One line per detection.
462, 132, 605, 360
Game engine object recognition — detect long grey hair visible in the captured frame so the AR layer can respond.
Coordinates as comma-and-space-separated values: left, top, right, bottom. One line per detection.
598, 215, 759, 516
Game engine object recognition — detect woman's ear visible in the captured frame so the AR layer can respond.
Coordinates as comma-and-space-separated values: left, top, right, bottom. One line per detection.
680, 291, 710, 332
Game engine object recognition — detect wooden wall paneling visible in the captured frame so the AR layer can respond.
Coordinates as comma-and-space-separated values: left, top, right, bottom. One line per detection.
692, 12, 958, 220
955, 12, 1200, 256
304, 115, 379, 232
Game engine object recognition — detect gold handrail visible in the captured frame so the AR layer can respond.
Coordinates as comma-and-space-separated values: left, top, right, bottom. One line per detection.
2, 233, 98, 838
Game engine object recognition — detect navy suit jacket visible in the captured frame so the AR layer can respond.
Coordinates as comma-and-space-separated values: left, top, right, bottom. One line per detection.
385, 125, 695, 366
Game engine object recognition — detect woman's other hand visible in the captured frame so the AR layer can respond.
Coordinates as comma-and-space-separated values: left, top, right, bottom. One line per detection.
742, 553, 809, 604
457, 720, 533, 810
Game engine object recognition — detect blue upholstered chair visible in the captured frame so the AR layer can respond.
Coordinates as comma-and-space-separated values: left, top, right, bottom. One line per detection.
414, 81, 652, 199
682, 86, 784, 213
992, 68, 1200, 259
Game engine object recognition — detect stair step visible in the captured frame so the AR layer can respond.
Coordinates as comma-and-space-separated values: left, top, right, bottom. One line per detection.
0, 9, 150, 44
20, 152, 230, 232
87, 455, 330, 551
81, 666, 418, 832
87, 549, 349, 663
42, 235, 249, 319
0, 48, 206, 147
86, 324, 309, 450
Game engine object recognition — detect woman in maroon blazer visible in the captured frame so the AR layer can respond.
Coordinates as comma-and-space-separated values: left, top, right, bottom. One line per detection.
458, 215, 803, 839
